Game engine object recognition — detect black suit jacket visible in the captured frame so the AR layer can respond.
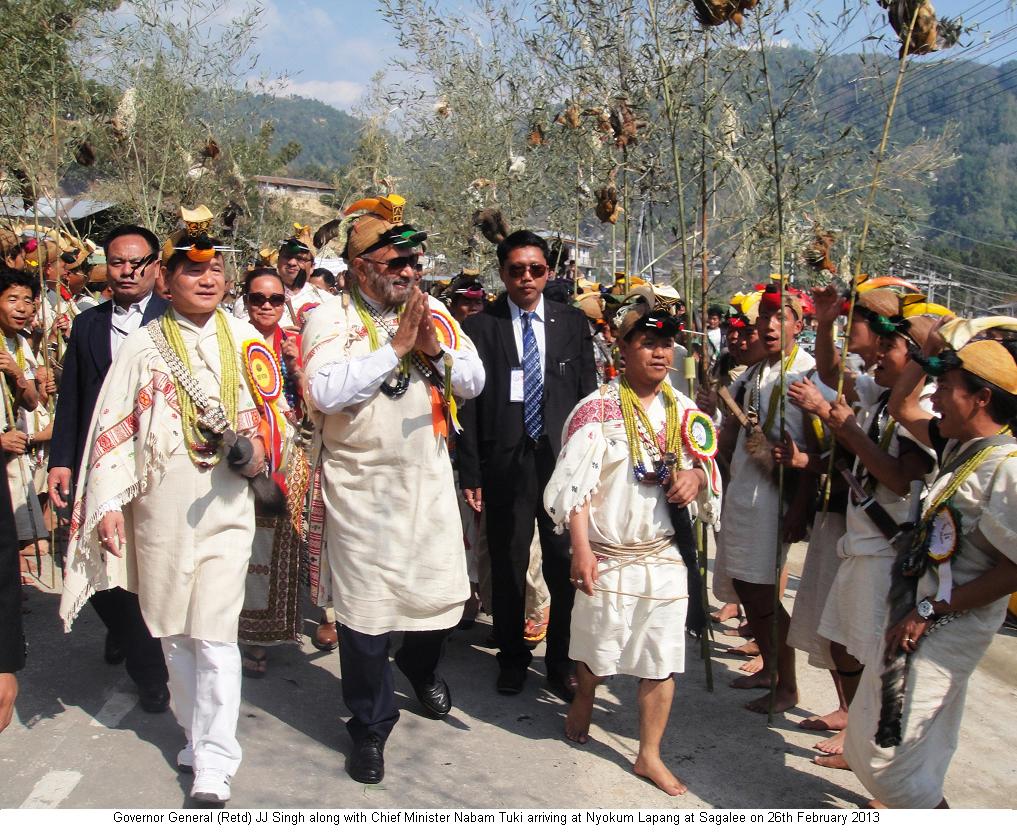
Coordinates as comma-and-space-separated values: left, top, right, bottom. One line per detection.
458, 295, 596, 502
49, 295, 169, 476
0, 472, 25, 673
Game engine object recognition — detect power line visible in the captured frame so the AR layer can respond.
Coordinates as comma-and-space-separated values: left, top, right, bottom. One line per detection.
818, 20, 1017, 124
913, 222, 1017, 254
815, 6, 1017, 124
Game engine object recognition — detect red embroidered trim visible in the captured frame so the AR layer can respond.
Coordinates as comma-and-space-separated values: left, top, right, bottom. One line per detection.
566, 398, 621, 441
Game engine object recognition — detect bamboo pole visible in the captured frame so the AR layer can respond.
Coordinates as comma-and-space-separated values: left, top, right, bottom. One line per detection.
820, 4, 927, 516
647, 0, 713, 690
756, 15, 788, 725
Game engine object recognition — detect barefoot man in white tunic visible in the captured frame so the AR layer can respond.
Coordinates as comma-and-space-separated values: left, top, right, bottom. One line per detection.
544, 307, 720, 796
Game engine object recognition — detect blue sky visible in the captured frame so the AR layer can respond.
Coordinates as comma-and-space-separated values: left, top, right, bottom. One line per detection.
248, 0, 1011, 111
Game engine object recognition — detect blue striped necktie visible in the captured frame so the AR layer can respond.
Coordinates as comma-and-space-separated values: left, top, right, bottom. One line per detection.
521, 311, 544, 439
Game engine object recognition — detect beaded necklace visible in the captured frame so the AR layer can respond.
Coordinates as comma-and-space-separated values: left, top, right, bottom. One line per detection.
1, 335, 23, 421
160, 310, 240, 467
350, 283, 411, 398
748, 344, 799, 436
618, 376, 683, 484
922, 430, 1013, 525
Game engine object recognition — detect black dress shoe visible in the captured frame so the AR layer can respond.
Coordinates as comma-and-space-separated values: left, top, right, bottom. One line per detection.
496, 666, 527, 695
347, 734, 385, 784
104, 632, 125, 665
394, 654, 451, 719
138, 683, 171, 713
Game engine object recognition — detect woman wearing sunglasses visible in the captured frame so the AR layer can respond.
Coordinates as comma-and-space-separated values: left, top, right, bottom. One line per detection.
237, 268, 307, 678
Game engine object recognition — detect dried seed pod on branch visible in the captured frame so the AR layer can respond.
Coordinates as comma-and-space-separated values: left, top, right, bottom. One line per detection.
692, 0, 758, 28
472, 207, 509, 245
595, 185, 621, 224
802, 225, 837, 275
879, 1, 962, 58
609, 99, 645, 149
554, 100, 582, 129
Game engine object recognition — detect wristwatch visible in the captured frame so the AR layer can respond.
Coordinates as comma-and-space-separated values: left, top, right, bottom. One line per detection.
916, 598, 936, 620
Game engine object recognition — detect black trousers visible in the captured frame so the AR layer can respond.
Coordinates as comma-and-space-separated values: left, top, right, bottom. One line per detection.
89, 587, 168, 690
337, 625, 451, 743
485, 436, 575, 675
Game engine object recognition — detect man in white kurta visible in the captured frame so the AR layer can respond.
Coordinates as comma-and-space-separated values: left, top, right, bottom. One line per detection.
713, 288, 815, 713
302, 197, 484, 784
60, 242, 276, 804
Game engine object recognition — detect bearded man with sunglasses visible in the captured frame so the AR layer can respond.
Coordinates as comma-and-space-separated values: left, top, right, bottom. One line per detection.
302, 195, 485, 784
47, 224, 170, 713
458, 230, 597, 701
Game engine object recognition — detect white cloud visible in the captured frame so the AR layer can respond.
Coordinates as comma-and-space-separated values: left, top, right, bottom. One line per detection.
274, 78, 366, 110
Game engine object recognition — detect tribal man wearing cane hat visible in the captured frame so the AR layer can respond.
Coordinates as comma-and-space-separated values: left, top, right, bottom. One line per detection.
302, 194, 484, 784
60, 225, 286, 805
544, 303, 721, 796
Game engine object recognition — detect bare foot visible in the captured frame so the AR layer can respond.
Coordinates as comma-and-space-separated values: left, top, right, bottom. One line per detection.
634, 755, 688, 796
710, 603, 740, 624
799, 708, 848, 732
564, 691, 595, 744
814, 729, 845, 755
813, 752, 850, 770
723, 622, 753, 639
730, 669, 772, 690
740, 655, 764, 673
745, 688, 799, 714
727, 640, 760, 657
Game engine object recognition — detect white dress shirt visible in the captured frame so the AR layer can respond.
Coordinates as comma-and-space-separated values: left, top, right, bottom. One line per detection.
507, 295, 546, 380
309, 296, 486, 414
110, 292, 154, 357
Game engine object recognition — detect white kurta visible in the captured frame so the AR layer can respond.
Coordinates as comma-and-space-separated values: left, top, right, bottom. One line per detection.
818, 381, 935, 667
60, 311, 270, 643
714, 347, 815, 596
302, 293, 480, 636
544, 382, 721, 679
844, 439, 1017, 808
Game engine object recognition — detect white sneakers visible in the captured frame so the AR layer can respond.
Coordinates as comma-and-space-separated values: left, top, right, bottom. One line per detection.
176, 743, 194, 773
190, 768, 231, 803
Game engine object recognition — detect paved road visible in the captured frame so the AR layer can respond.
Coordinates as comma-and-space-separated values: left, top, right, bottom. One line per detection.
2, 544, 1015, 809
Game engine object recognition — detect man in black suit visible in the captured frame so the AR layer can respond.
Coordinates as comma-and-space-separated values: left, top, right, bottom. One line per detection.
458, 230, 596, 700
0, 471, 25, 733
47, 224, 170, 713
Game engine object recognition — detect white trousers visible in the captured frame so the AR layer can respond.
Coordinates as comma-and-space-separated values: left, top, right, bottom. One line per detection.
161, 635, 242, 775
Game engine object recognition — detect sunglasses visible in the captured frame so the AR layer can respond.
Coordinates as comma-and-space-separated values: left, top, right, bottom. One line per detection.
361, 254, 421, 271
247, 292, 286, 307
506, 263, 549, 279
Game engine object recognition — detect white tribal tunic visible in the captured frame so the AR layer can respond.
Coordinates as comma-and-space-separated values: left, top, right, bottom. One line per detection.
302, 293, 482, 636
713, 347, 815, 597
844, 437, 1017, 807
818, 378, 936, 667
544, 382, 721, 679
60, 311, 274, 643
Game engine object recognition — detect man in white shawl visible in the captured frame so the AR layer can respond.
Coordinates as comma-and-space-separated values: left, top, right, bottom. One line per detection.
301, 194, 484, 785
544, 306, 720, 797
60, 233, 283, 804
